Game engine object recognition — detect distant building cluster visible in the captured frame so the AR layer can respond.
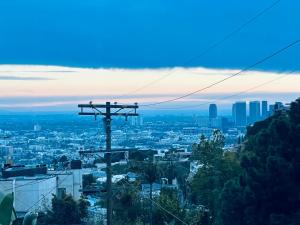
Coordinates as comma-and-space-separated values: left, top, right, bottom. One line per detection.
0, 99, 289, 220
231, 100, 285, 127
200, 101, 286, 133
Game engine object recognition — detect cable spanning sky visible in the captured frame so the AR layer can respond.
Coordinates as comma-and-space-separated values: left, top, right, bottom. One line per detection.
0, 65, 299, 113
0, 0, 299, 112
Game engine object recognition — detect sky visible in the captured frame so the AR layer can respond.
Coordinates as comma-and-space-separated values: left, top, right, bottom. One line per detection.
0, 0, 299, 114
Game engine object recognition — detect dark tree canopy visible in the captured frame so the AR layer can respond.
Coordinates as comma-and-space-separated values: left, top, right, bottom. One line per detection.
37, 194, 88, 225
220, 98, 300, 225
190, 130, 241, 224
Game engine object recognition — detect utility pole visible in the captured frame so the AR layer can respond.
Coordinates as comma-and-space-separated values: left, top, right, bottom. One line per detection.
149, 161, 153, 225
78, 102, 138, 225
145, 155, 156, 225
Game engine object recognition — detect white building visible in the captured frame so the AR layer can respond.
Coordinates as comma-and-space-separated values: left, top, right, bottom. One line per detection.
33, 124, 42, 132
0, 175, 56, 214
49, 167, 92, 200
0, 164, 91, 215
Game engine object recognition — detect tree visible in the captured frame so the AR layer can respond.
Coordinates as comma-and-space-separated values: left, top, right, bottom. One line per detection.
190, 130, 241, 225
78, 196, 90, 219
113, 181, 146, 225
51, 158, 58, 169
153, 188, 182, 225
191, 130, 224, 166
184, 206, 210, 225
218, 180, 244, 225
58, 155, 68, 163
37, 193, 88, 225
172, 162, 190, 200
82, 174, 94, 189
0, 192, 15, 225
144, 163, 158, 225
49, 194, 81, 224
219, 98, 300, 225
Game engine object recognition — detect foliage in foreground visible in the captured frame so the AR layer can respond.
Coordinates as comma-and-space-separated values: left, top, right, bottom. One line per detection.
37, 194, 89, 225
219, 98, 300, 225
190, 130, 242, 224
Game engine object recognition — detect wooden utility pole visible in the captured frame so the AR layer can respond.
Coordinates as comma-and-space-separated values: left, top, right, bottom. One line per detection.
78, 102, 138, 225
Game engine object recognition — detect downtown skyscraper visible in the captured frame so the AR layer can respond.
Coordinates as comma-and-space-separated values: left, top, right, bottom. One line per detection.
232, 102, 247, 127
209, 104, 218, 119
249, 101, 261, 124
261, 101, 268, 119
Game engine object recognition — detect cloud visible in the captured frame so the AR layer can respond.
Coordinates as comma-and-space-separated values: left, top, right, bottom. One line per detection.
25, 70, 76, 73
0, 92, 299, 109
0, 76, 53, 81
0, 65, 299, 113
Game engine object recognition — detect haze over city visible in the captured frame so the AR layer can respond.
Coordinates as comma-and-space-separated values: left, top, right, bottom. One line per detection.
0, 65, 299, 114
0, 1, 300, 225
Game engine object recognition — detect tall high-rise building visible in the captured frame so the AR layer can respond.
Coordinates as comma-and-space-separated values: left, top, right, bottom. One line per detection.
261, 101, 268, 119
232, 102, 247, 127
249, 101, 261, 124
209, 104, 217, 118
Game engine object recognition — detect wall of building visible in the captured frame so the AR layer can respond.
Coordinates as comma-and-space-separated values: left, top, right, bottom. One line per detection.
0, 176, 56, 213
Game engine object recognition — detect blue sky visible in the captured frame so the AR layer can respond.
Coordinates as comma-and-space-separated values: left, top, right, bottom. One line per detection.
0, 0, 300, 70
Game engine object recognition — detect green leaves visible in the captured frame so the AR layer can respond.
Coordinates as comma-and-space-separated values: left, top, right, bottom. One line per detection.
145, 163, 158, 184
36, 194, 87, 225
219, 98, 300, 225
154, 188, 182, 225
192, 130, 225, 166
0, 192, 15, 225
190, 130, 241, 224
22, 212, 37, 225
113, 182, 145, 224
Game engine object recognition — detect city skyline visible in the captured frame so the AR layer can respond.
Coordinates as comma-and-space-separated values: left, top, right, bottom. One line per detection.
0, 1, 299, 224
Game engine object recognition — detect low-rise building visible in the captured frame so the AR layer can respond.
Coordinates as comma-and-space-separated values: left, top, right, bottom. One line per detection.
0, 166, 56, 215
0, 162, 88, 215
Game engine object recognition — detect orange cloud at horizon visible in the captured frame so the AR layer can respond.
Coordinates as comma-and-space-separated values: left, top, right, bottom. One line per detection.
0, 65, 299, 108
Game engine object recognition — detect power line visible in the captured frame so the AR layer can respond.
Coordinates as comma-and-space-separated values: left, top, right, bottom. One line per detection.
117, 158, 189, 224
121, 178, 189, 225
25, 174, 72, 212
2, 177, 55, 192
140, 38, 300, 107
115, 0, 282, 100
145, 69, 296, 110
151, 200, 188, 225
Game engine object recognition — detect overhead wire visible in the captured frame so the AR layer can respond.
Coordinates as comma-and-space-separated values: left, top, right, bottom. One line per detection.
115, 0, 283, 101
139, 38, 300, 107
2, 177, 56, 192
144, 69, 297, 110
121, 178, 189, 225
25, 174, 72, 212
